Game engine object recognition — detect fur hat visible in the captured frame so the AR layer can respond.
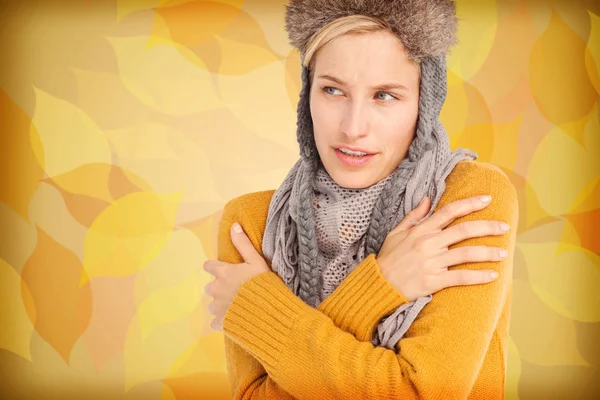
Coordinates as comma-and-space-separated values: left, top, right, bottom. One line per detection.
285, 0, 458, 62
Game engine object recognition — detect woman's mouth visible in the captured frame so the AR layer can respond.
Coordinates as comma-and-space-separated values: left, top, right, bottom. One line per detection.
334, 147, 376, 167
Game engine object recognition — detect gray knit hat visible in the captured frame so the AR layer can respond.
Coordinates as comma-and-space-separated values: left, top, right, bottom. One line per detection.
263, 0, 477, 309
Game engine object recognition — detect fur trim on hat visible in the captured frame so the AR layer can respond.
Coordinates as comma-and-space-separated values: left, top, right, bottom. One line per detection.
285, 0, 458, 61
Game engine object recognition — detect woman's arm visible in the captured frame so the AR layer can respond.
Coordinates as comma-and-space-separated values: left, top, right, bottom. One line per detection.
222, 165, 518, 400
218, 201, 410, 398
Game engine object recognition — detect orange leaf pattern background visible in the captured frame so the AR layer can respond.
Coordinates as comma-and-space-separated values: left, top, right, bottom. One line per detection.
0, 0, 599, 398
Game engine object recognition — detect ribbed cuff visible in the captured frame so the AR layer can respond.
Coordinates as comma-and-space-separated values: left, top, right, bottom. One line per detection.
222, 271, 308, 371
317, 253, 409, 341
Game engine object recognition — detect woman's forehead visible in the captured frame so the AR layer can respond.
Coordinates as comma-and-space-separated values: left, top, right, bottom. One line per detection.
312, 32, 419, 87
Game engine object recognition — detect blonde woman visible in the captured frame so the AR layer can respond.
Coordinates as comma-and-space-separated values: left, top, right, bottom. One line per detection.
203, 0, 518, 398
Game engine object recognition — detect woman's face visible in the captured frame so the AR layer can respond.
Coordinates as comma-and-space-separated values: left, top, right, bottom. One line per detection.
309, 30, 420, 189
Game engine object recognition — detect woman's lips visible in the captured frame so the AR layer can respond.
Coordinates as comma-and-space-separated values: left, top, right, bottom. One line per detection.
334, 148, 376, 167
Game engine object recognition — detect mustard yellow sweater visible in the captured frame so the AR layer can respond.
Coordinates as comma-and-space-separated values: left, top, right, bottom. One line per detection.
217, 160, 518, 400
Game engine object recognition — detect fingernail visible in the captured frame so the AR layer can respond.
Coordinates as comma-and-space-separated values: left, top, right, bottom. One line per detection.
233, 222, 242, 233
498, 249, 508, 258
499, 222, 510, 232
490, 271, 499, 279
418, 197, 427, 206
479, 195, 492, 203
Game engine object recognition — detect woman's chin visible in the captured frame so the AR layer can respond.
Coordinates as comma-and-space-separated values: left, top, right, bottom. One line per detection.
329, 170, 376, 189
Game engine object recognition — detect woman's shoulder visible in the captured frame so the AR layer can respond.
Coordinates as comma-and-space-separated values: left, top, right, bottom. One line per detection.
443, 159, 518, 213
449, 160, 516, 191
220, 189, 276, 239
450, 159, 511, 182
223, 189, 276, 216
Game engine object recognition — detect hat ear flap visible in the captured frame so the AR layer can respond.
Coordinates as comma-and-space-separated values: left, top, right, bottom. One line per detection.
418, 56, 447, 123
296, 64, 317, 160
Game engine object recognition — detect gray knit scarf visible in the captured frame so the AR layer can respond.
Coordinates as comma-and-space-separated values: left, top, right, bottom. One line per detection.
262, 55, 477, 350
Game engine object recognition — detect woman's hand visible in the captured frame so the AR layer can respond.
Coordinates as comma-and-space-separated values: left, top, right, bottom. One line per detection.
376, 195, 510, 302
203, 222, 271, 331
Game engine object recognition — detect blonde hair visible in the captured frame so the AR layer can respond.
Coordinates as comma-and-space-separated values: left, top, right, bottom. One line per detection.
303, 15, 421, 82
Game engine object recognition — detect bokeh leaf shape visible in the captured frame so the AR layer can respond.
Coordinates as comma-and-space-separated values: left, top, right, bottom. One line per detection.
46, 163, 114, 203
134, 230, 209, 341
489, 115, 521, 172
239, 0, 292, 56
151, 1, 254, 47
179, 212, 220, 261
447, 0, 497, 81
139, 108, 297, 203
133, 229, 207, 305
568, 171, 600, 215
216, 60, 298, 150
517, 238, 600, 323
0, 88, 45, 221
82, 190, 182, 285
45, 161, 154, 230
563, 171, 600, 256
150, 0, 281, 74
557, 99, 598, 148
564, 204, 600, 256
44, 162, 153, 231
137, 270, 200, 342
284, 50, 302, 110
73, 68, 156, 132
450, 115, 521, 168
526, 108, 600, 217
30, 87, 112, 178
517, 176, 560, 232
161, 333, 230, 400
0, 202, 38, 274
0, 259, 36, 361
510, 279, 591, 367
117, 0, 161, 21
442, 72, 492, 138
166, 332, 227, 378
81, 274, 137, 373
449, 123, 495, 163
21, 226, 92, 365
586, 10, 600, 96
1, 328, 151, 400
470, 2, 537, 123
124, 316, 196, 392
529, 11, 598, 126
116, 0, 245, 22
105, 122, 224, 206
107, 36, 225, 117
516, 217, 591, 277
163, 372, 231, 400
108, 163, 154, 201
505, 336, 522, 400
28, 182, 89, 264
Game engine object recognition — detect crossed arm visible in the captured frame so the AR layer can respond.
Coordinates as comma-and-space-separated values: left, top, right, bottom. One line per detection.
217, 167, 518, 400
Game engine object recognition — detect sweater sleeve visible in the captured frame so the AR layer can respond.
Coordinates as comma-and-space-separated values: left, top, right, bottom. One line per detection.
222, 165, 518, 400
218, 197, 411, 398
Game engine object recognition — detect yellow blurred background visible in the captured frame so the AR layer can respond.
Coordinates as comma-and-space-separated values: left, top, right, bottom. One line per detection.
0, 0, 599, 398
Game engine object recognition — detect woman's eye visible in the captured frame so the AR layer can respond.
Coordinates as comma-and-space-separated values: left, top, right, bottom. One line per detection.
376, 92, 395, 101
324, 87, 342, 96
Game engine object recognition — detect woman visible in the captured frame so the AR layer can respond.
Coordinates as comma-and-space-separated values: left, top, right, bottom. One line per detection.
203, 0, 518, 398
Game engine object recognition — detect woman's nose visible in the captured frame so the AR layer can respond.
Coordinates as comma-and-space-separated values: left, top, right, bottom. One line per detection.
340, 100, 369, 139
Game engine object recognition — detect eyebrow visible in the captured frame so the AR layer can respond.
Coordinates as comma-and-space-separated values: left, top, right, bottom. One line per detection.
316, 74, 409, 92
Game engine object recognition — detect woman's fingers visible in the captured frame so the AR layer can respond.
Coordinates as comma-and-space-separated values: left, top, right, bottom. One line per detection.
434, 268, 499, 292
434, 220, 510, 248
416, 195, 492, 232
431, 245, 508, 270
230, 222, 264, 266
391, 196, 431, 233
